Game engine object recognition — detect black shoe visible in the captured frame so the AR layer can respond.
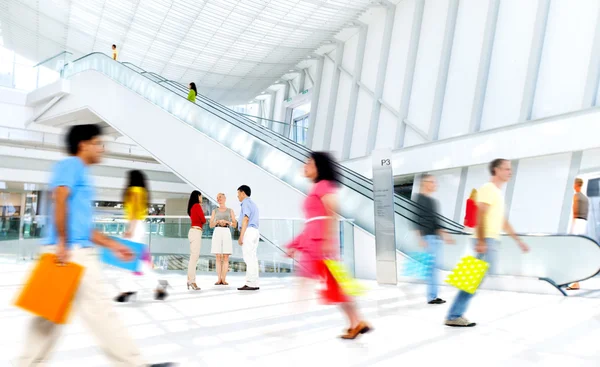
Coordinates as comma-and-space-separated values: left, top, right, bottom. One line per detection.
155, 289, 168, 301
428, 298, 446, 304
237, 285, 259, 291
148, 363, 176, 367
114, 292, 136, 303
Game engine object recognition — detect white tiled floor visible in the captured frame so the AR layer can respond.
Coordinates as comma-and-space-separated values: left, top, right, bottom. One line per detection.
1, 263, 599, 367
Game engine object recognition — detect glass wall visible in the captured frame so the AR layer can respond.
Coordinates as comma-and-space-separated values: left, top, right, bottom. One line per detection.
0, 45, 63, 91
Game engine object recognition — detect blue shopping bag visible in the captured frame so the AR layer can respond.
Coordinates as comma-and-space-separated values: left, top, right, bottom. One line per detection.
403, 252, 435, 279
100, 237, 145, 272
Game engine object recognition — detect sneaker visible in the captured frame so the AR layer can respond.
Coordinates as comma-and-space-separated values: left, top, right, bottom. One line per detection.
148, 363, 176, 367
428, 298, 446, 305
444, 317, 476, 327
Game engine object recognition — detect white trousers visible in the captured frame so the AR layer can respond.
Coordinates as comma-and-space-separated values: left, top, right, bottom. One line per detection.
570, 218, 587, 235
242, 227, 260, 287
16, 246, 146, 367
118, 220, 163, 293
187, 228, 202, 283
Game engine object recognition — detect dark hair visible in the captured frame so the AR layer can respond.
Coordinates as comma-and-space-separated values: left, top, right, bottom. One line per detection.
237, 185, 251, 197
189, 82, 197, 94
187, 190, 201, 216
489, 158, 508, 176
65, 124, 101, 155
112, 44, 116, 48
123, 170, 150, 203
310, 152, 340, 185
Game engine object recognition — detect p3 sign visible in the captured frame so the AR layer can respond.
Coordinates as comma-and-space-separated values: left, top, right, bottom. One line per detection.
381, 159, 391, 166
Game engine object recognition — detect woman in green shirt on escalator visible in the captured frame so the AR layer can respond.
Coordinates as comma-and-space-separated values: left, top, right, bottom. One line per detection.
188, 82, 197, 103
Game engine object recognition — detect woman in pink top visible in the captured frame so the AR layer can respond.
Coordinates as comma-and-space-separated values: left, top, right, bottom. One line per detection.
286, 152, 371, 340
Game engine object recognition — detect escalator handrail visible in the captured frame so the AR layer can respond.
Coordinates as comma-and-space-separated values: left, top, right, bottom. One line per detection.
135, 71, 465, 232
68, 52, 465, 232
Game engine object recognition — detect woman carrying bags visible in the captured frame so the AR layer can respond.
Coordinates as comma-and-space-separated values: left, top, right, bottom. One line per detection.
115, 170, 168, 302
187, 190, 206, 290
286, 152, 371, 340
209, 193, 237, 285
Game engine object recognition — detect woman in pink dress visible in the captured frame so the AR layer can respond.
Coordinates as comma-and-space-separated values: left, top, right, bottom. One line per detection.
286, 152, 371, 340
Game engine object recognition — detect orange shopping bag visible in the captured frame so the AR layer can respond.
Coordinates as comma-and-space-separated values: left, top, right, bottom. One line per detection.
14, 253, 84, 324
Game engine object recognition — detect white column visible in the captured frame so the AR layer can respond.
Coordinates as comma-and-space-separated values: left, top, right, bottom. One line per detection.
366, 2, 397, 153
394, 0, 425, 149
341, 25, 368, 160
518, 0, 551, 121
322, 41, 345, 151
306, 56, 324, 149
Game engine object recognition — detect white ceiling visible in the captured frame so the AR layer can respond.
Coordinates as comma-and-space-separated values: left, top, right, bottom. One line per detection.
0, 0, 372, 105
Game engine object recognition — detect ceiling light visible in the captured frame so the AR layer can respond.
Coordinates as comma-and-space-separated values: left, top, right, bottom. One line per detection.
307, 55, 312, 59
289, 69, 295, 72
261, 91, 266, 94
275, 80, 280, 83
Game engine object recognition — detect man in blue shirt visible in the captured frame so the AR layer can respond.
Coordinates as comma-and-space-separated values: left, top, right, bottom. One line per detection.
17, 124, 172, 367
236, 185, 260, 291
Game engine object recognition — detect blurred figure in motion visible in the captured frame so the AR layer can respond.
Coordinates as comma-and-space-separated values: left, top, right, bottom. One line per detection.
115, 170, 168, 303
188, 82, 197, 103
236, 185, 260, 291
445, 159, 529, 328
415, 174, 454, 305
286, 152, 371, 340
464, 189, 478, 232
209, 193, 237, 285
15, 124, 173, 367
112, 44, 118, 61
187, 190, 206, 290
566, 177, 588, 291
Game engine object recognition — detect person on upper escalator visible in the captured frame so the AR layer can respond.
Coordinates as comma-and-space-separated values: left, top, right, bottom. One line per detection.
188, 82, 197, 103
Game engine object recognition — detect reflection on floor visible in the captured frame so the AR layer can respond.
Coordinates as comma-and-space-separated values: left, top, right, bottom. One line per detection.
0, 264, 599, 366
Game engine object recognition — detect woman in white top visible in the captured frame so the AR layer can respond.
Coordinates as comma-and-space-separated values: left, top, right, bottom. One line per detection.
210, 193, 237, 285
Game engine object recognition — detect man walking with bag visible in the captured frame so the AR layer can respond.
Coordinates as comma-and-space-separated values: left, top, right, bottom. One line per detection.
444, 159, 529, 327
16, 124, 173, 366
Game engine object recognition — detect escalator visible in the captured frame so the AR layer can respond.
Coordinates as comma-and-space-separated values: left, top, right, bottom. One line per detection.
32, 52, 600, 292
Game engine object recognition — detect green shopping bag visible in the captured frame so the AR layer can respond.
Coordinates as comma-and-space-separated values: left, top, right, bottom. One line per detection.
445, 256, 489, 294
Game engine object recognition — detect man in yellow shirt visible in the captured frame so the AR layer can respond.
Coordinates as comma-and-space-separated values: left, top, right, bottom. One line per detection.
445, 159, 529, 327
112, 44, 118, 61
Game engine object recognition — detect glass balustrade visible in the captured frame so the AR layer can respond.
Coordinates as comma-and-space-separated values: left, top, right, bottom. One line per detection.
1, 216, 357, 277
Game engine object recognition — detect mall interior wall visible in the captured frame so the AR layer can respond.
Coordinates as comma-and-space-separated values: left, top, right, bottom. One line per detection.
308, 0, 600, 161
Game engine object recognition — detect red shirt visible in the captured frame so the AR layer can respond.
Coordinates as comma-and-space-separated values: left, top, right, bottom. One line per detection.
190, 203, 207, 228
464, 199, 477, 228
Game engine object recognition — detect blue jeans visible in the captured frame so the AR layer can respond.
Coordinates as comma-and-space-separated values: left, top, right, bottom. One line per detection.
447, 238, 498, 320
424, 235, 443, 302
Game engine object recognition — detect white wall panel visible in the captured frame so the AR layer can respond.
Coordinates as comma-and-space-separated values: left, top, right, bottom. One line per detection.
531, 0, 600, 119
480, 0, 539, 130
273, 88, 285, 122
349, 89, 373, 158
360, 7, 387, 91
580, 148, 600, 172
403, 127, 427, 148
407, 0, 451, 134
342, 107, 600, 179
438, 0, 490, 139
509, 153, 572, 233
430, 168, 462, 219
342, 33, 359, 75
330, 73, 353, 159
311, 55, 335, 150
374, 106, 397, 151
382, 0, 417, 109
